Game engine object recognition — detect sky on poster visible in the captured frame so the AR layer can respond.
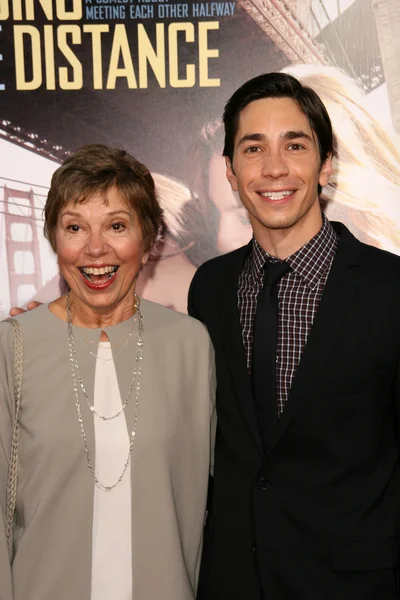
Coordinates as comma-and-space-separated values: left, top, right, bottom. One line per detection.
324, 0, 357, 20
0, 140, 58, 315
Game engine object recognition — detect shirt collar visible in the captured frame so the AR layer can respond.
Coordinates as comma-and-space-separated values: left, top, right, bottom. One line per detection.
250, 214, 339, 289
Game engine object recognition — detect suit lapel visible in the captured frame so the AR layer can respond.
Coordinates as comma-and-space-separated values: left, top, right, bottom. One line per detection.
218, 243, 264, 456
266, 223, 363, 455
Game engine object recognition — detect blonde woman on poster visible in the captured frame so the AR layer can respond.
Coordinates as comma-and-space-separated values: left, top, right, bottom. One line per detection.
0, 144, 215, 600
282, 63, 400, 254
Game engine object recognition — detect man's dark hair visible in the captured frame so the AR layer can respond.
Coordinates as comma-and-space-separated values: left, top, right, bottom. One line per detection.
223, 72, 334, 166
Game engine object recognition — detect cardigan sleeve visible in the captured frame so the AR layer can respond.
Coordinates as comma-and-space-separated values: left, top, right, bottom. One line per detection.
0, 321, 18, 600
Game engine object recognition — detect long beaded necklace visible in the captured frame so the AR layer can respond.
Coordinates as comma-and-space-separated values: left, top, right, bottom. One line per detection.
77, 325, 135, 361
66, 292, 144, 491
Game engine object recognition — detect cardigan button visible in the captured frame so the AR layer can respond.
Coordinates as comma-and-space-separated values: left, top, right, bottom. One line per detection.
258, 476, 271, 491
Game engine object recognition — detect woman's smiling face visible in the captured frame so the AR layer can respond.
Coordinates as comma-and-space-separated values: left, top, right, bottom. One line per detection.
55, 186, 148, 319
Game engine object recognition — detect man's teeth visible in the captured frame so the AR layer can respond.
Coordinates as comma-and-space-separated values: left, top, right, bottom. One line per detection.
81, 266, 116, 275
261, 190, 293, 200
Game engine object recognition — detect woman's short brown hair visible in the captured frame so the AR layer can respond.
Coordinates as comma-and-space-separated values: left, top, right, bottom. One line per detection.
44, 144, 163, 252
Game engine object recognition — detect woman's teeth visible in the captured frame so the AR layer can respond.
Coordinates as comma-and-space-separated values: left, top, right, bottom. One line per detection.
82, 266, 116, 275
80, 266, 118, 282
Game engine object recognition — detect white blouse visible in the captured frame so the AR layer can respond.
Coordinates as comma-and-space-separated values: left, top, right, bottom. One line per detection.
91, 342, 132, 599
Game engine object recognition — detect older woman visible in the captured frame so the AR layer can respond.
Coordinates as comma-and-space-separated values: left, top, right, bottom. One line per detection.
0, 145, 216, 600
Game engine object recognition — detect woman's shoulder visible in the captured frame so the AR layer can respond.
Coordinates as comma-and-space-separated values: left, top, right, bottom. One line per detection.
2, 304, 59, 339
0, 317, 15, 351
140, 299, 210, 341
12, 303, 53, 324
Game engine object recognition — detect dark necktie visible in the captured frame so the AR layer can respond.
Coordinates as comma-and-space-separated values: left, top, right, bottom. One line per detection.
252, 260, 291, 449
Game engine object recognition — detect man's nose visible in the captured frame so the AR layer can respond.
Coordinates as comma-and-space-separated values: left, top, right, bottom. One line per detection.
261, 150, 290, 179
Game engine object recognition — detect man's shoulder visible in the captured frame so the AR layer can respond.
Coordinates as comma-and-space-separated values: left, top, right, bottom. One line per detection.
337, 223, 400, 273
334, 222, 400, 293
188, 244, 250, 319
359, 241, 400, 270
193, 243, 250, 282
360, 245, 400, 295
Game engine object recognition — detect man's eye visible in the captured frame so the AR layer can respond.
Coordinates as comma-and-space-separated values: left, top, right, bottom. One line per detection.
245, 146, 261, 154
67, 224, 80, 232
288, 143, 304, 151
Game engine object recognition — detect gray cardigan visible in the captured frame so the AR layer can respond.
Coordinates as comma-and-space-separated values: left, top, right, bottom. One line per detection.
0, 300, 216, 600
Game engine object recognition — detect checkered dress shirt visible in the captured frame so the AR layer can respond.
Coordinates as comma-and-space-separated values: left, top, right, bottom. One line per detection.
238, 215, 339, 414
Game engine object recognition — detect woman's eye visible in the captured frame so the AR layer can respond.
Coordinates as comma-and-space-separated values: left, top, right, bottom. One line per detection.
67, 224, 80, 232
112, 222, 125, 231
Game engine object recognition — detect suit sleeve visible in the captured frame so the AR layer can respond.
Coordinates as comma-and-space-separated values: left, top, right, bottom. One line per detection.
396, 355, 400, 450
189, 270, 216, 511
209, 339, 217, 477
0, 323, 16, 599
187, 269, 199, 319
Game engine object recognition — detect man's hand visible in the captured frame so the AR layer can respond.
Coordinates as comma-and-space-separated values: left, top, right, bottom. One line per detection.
10, 301, 43, 317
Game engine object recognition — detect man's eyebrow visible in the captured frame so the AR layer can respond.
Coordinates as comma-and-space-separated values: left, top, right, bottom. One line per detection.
281, 130, 313, 142
236, 130, 314, 147
236, 133, 266, 147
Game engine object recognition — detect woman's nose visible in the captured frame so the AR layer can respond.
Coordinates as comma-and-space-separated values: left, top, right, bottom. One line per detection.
86, 231, 109, 256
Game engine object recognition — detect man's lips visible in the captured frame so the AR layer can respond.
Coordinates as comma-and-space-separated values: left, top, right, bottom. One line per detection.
258, 189, 296, 203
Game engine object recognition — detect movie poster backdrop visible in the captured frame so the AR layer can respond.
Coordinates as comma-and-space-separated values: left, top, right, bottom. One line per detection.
0, 0, 399, 317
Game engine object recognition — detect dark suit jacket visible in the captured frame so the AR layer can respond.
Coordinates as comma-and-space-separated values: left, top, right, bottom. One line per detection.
188, 222, 400, 600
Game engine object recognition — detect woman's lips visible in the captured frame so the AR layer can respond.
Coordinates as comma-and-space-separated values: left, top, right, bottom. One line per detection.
79, 268, 118, 290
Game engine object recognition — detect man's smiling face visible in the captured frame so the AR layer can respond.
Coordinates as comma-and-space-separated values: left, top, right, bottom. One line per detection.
225, 96, 332, 247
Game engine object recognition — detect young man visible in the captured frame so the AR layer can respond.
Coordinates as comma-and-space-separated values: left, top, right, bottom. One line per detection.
188, 73, 400, 600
